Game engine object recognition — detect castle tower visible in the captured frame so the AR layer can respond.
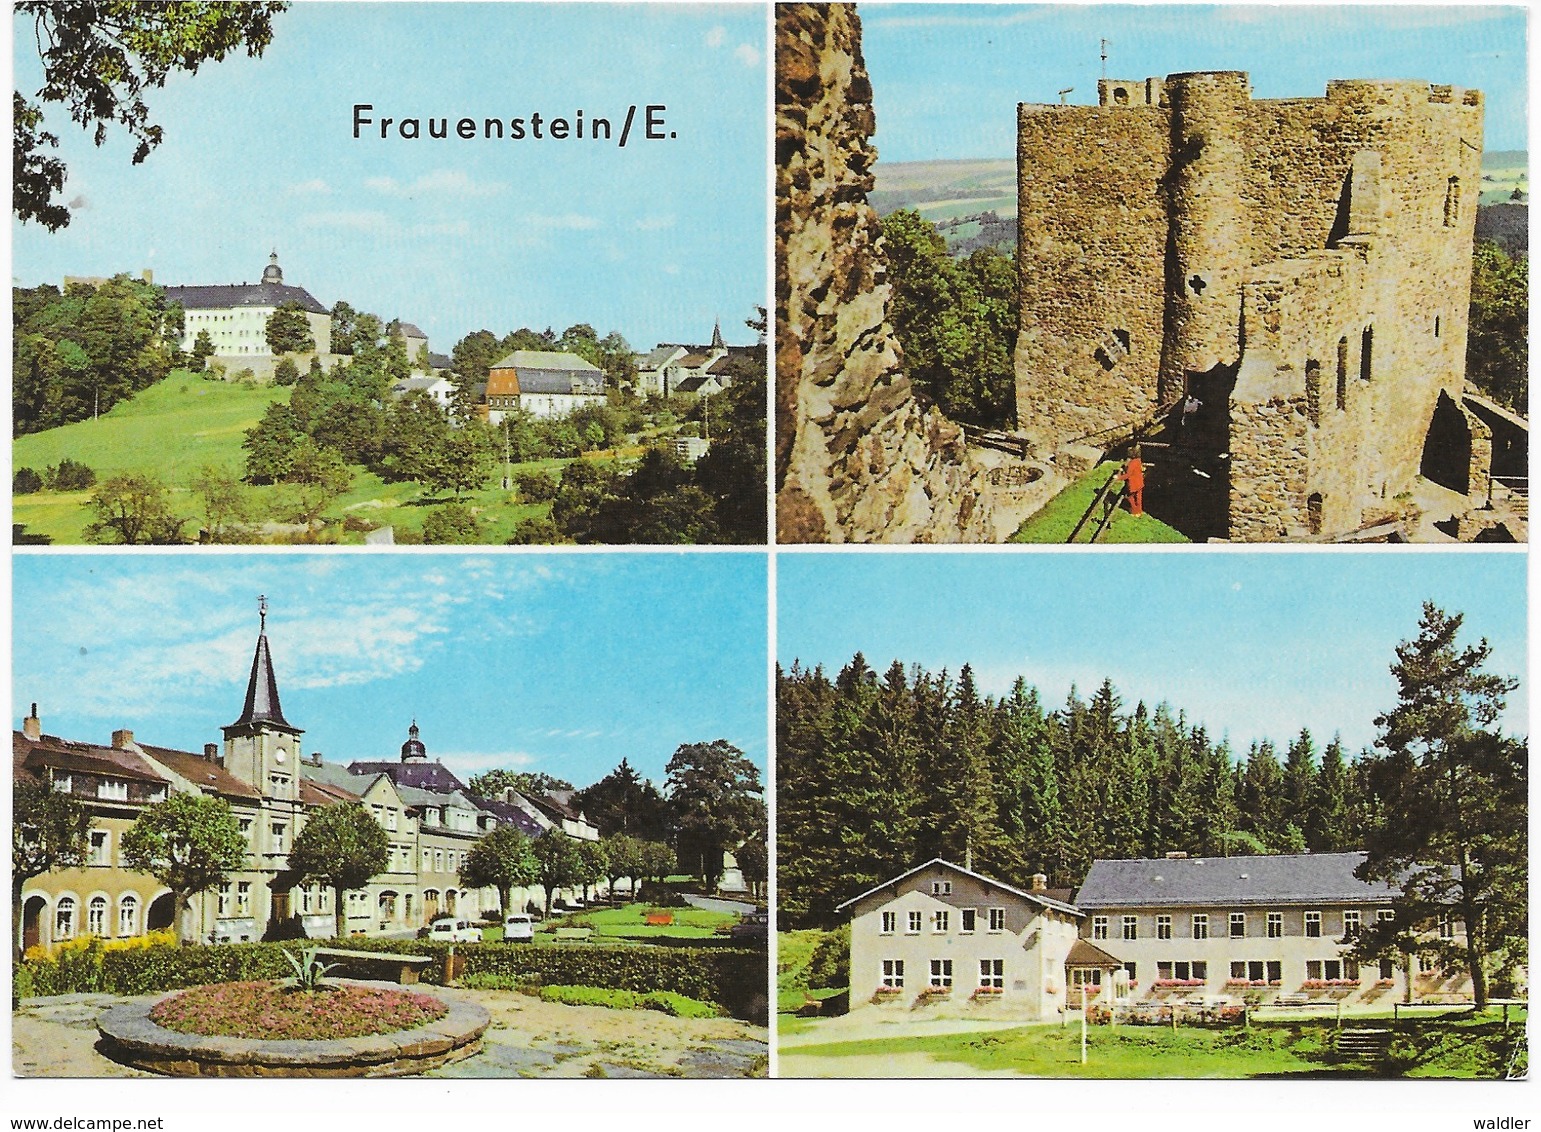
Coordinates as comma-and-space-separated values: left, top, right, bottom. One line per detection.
222, 596, 303, 801
1157, 71, 1253, 405
400, 720, 427, 763
262, 251, 283, 285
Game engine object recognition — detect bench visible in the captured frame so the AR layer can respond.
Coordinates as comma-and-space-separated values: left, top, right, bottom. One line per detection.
312, 947, 435, 985
553, 927, 594, 942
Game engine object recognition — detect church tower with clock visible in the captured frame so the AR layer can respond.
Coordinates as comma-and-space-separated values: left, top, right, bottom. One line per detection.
223, 596, 304, 804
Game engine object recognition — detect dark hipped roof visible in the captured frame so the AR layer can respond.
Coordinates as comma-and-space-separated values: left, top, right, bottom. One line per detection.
1074, 852, 1400, 909
346, 759, 467, 793
467, 793, 546, 838
163, 282, 329, 315
396, 322, 427, 339
1066, 938, 1126, 969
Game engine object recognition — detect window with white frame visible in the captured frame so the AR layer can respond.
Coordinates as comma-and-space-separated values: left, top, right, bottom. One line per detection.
1156, 914, 1172, 940
1123, 962, 1137, 983
218, 882, 232, 916
1438, 914, 1455, 939
56, 896, 76, 940
929, 958, 953, 988
1343, 909, 1361, 939
1122, 915, 1138, 941
1192, 914, 1209, 940
988, 907, 1007, 932
1229, 912, 1246, 938
1306, 960, 1323, 980
960, 909, 976, 933
1267, 912, 1283, 938
1231, 961, 1247, 980
270, 822, 287, 852
882, 959, 905, 989
118, 894, 138, 937
1304, 911, 1322, 938
932, 909, 950, 933
1379, 958, 1395, 980
97, 779, 128, 801
1092, 915, 1108, 940
980, 959, 1004, 989
88, 896, 107, 937
1266, 960, 1281, 983
1377, 908, 1395, 924
931, 880, 952, 896
236, 881, 251, 914
387, 808, 399, 832
907, 910, 923, 934
881, 911, 897, 934
89, 830, 110, 866
435, 849, 445, 871
51, 772, 73, 794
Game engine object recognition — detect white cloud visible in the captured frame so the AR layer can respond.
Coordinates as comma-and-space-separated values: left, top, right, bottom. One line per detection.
366, 170, 505, 200
301, 210, 393, 233
734, 43, 761, 68
634, 216, 676, 231
432, 749, 539, 776
705, 26, 727, 48
524, 212, 601, 231
287, 178, 331, 196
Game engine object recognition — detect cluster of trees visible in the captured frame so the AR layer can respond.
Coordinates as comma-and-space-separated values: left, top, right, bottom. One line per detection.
531, 363, 767, 544
777, 604, 1525, 1008
13, 458, 96, 494
881, 209, 1018, 428
1467, 240, 1528, 412
13, 278, 185, 435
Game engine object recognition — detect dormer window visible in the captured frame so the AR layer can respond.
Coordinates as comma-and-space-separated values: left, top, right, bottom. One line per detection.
97, 779, 128, 801
51, 773, 72, 794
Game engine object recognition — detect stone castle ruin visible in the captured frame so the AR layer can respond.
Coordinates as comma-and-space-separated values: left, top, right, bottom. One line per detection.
1014, 71, 1515, 540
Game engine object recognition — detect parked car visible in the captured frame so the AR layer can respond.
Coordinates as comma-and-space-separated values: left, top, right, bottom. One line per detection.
729, 911, 769, 943
428, 917, 481, 943
503, 913, 534, 942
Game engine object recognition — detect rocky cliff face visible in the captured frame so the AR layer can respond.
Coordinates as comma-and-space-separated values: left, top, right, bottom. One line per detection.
775, 3, 994, 543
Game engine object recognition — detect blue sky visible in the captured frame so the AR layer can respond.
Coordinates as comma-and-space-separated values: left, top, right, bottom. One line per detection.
862, 4, 1528, 161
11, 2, 767, 352
13, 552, 768, 790
778, 551, 1528, 757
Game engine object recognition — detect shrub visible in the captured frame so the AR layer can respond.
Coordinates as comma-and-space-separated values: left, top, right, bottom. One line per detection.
536, 984, 721, 1018
421, 501, 484, 544
46, 458, 97, 491
506, 516, 566, 545
805, 924, 849, 990
273, 358, 300, 387
513, 470, 559, 503
14, 467, 43, 493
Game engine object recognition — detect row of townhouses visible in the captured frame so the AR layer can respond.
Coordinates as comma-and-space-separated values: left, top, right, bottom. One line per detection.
15, 608, 600, 954
842, 856, 1477, 1019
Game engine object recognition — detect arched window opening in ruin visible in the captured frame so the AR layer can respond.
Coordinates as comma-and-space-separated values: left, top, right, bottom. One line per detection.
1360, 327, 1373, 382
1307, 493, 1324, 536
1305, 359, 1322, 427
1114, 87, 1129, 105
1336, 337, 1348, 410
1444, 176, 1460, 227
1189, 275, 1207, 295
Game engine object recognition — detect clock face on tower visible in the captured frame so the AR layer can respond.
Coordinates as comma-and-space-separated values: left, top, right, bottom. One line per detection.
275, 747, 287, 764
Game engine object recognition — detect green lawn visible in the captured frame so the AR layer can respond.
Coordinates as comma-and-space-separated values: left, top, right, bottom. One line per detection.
536, 902, 739, 941
787, 1010, 1525, 1078
1011, 460, 1188, 544
9, 372, 644, 545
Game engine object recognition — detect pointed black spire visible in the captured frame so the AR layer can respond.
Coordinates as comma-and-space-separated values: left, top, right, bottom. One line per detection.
227, 595, 296, 731
710, 318, 725, 349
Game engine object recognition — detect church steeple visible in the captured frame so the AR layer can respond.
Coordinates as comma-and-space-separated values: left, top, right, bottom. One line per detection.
226, 595, 298, 734
401, 720, 427, 763
262, 251, 283, 285
710, 318, 725, 350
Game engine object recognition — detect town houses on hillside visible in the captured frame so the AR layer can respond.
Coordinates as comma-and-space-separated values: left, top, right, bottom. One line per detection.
635, 320, 762, 399
15, 603, 602, 952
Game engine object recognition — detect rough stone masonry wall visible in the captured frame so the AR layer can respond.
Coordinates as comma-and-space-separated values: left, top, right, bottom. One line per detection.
1013, 103, 1169, 449
776, 3, 994, 543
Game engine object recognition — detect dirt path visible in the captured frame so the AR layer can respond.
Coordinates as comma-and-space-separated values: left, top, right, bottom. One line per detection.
13, 989, 767, 1079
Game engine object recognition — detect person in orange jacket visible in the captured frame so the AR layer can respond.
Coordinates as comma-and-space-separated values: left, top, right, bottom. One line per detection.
1117, 445, 1145, 516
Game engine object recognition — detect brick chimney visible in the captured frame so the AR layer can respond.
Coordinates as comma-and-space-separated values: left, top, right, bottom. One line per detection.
112, 729, 135, 750
23, 703, 41, 741
1030, 872, 1048, 892
204, 743, 220, 761
308, 751, 323, 767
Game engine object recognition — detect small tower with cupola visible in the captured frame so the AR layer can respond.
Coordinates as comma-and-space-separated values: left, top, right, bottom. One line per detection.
222, 595, 303, 803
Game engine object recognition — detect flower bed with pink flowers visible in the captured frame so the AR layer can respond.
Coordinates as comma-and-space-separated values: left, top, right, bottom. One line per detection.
149, 981, 449, 1041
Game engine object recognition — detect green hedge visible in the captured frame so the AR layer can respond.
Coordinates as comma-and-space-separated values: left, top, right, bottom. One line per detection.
19, 938, 766, 1022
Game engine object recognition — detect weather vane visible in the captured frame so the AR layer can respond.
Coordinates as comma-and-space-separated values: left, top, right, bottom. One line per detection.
258, 594, 267, 630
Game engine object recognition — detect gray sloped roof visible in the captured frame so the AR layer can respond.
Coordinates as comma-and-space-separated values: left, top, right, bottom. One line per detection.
1074, 852, 1400, 909
835, 858, 1081, 917
489, 350, 602, 373
346, 759, 468, 792
515, 367, 605, 395
396, 322, 427, 339
466, 793, 546, 838
163, 282, 329, 315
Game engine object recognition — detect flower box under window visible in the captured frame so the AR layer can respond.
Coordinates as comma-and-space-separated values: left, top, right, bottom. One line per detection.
1152, 978, 1206, 989
920, 984, 952, 996
874, 985, 904, 997
973, 985, 1004, 997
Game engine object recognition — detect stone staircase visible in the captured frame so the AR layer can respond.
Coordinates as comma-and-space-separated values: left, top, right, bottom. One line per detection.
1336, 1027, 1393, 1065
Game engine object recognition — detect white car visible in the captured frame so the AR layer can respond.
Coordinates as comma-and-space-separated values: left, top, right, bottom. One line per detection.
503, 914, 535, 942
428, 917, 481, 943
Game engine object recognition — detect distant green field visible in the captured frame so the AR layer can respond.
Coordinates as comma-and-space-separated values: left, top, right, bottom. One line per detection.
9, 371, 618, 545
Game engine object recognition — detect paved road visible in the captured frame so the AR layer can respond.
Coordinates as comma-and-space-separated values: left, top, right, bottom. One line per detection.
683, 893, 756, 915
